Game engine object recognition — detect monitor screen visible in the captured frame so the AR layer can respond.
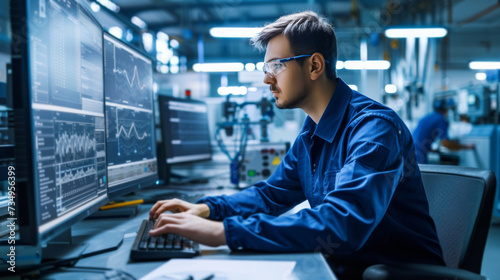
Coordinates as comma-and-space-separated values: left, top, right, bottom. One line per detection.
10, 0, 107, 245
103, 33, 157, 198
158, 95, 211, 164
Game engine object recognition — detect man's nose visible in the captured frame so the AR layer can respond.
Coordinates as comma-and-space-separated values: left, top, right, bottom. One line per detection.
263, 73, 275, 85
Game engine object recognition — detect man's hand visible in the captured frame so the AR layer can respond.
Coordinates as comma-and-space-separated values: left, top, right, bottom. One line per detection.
149, 198, 210, 220
149, 212, 226, 247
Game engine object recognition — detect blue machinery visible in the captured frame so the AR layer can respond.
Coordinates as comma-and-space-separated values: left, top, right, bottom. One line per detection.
216, 96, 275, 186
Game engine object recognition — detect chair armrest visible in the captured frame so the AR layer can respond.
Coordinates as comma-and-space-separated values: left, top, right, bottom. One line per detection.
362, 263, 487, 280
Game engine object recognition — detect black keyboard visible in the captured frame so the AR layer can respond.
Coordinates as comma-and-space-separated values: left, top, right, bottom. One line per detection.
130, 219, 200, 261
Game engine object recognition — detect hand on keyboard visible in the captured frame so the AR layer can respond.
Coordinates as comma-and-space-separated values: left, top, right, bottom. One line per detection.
149, 198, 210, 220
149, 212, 226, 248
130, 219, 200, 261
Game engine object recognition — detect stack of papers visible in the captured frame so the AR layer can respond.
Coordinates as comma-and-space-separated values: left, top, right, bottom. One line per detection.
140, 259, 296, 280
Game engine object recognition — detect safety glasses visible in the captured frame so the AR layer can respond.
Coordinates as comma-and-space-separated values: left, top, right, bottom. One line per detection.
262, 54, 330, 78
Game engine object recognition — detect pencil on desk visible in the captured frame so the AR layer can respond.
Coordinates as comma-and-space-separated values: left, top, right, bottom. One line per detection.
100, 199, 144, 210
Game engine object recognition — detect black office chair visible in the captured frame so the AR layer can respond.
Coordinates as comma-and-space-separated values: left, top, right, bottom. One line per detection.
363, 164, 496, 280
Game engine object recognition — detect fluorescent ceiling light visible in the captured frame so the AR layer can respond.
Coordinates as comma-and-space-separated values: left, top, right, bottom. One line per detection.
385, 27, 447, 38
170, 56, 179, 65
336, 61, 344, 70
97, 0, 120, 12
131, 16, 147, 29
160, 65, 169, 74
142, 32, 153, 53
210, 27, 263, 38
348, 85, 358, 91
193, 63, 245, 72
469, 61, 500, 70
90, 2, 101, 12
385, 84, 397, 94
170, 39, 180, 49
157, 31, 169, 41
125, 29, 133, 42
344, 60, 391, 70
256, 62, 264, 71
475, 73, 487, 81
245, 63, 256, 71
218, 86, 248, 96
170, 65, 179, 74
108, 26, 123, 39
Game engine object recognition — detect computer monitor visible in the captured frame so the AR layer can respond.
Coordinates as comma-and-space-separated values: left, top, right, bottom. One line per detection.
157, 95, 212, 166
103, 32, 157, 199
7, 0, 107, 266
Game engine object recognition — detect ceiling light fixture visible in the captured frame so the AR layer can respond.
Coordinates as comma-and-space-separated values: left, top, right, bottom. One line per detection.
96, 0, 120, 12
469, 61, 500, 70
475, 73, 487, 81
193, 63, 245, 72
385, 84, 397, 94
245, 63, 256, 71
384, 27, 447, 38
209, 27, 263, 38
344, 60, 391, 70
218, 86, 248, 96
131, 16, 147, 29
157, 31, 169, 41
256, 62, 264, 71
108, 26, 123, 39
90, 2, 100, 12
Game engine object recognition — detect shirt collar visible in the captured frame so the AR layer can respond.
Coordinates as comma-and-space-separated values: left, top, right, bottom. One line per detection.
310, 78, 352, 143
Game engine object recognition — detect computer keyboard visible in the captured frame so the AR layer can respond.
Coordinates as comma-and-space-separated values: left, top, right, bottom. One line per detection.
130, 219, 200, 261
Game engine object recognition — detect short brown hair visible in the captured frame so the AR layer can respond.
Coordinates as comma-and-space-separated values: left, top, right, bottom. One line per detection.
251, 11, 337, 80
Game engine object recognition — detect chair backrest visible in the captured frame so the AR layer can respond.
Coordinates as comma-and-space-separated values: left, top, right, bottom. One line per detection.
419, 164, 496, 273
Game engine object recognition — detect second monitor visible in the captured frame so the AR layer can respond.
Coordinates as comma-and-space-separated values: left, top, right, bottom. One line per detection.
103, 32, 158, 198
157, 95, 212, 182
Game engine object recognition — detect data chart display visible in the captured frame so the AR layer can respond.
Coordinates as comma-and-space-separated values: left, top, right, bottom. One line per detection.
103, 33, 157, 195
26, 0, 107, 232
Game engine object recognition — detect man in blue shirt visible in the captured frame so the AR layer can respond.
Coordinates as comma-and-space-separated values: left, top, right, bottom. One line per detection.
413, 99, 474, 163
149, 11, 444, 278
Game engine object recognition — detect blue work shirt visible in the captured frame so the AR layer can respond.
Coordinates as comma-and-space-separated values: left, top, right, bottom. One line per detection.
412, 111, 449, 164
197, 78, 444, 275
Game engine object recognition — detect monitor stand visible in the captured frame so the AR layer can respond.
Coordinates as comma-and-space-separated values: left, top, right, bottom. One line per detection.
42, 228, 123, 263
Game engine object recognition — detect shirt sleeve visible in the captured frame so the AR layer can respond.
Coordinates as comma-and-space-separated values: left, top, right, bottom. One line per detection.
435, 116, 449, 140
195, 139, 306, 221
222, 115, 405, 255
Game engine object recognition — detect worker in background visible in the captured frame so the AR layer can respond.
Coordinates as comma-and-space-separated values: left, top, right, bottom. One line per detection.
412, 98, 475, 164
148, 11, 444, 279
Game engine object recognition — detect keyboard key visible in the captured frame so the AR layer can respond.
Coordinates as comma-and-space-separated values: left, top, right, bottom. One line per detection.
130, 219, 200, 261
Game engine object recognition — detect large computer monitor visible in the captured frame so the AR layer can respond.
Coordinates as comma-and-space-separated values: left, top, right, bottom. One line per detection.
7, 0, 107, 266
158, 95, 212, 166
103, 32, 157, 198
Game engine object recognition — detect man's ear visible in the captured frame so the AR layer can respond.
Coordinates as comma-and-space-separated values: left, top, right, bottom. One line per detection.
309, 53, 326, 81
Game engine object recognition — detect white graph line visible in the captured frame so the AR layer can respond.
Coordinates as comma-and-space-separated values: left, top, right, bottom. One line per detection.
56, 132, 96, 158
116, 122, 149, 140
113, 44, 147, 90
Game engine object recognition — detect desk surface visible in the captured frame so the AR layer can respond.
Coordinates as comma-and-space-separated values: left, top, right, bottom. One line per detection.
67, 188, 336, 280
